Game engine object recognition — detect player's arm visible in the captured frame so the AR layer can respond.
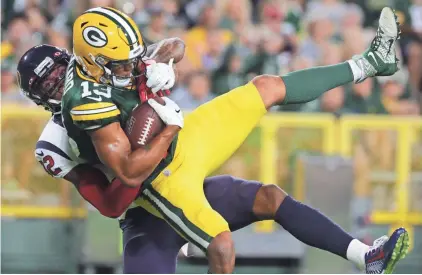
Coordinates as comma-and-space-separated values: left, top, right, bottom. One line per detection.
145, 37, 185, 64
68, 82, 183, 188
35, 145, 137, 217
89, 122, 180, 187
64, 165, 139, 218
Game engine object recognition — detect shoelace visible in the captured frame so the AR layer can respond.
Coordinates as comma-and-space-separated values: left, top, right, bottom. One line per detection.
374, 236, 389, 246
371, 18, 400, 53
368, 246, 381, 256
367, 236, 389, 256
371, 29, 383, 51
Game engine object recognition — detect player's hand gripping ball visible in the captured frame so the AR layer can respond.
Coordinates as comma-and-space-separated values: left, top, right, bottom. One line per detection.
147, 97, 184, 129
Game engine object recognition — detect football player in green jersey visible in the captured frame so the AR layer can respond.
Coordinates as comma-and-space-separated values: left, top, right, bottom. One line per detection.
62, 6, 409, 273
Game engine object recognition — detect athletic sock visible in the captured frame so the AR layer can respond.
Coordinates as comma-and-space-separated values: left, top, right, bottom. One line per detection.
280, 62, 354, 104
274, 196, 354, 259
347, 239, 370, 270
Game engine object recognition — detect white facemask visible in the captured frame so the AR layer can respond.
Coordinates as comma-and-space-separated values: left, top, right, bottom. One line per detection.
112, 75, 132, 87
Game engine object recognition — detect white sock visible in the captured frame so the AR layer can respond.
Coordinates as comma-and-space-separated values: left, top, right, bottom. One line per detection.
347, 59, 364, 83
346, 239, 370, 270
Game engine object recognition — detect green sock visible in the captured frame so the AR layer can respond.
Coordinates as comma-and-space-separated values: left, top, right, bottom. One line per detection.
281, 62, 353, 105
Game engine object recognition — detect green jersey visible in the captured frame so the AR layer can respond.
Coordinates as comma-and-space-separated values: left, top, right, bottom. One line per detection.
61, 57, 177, 184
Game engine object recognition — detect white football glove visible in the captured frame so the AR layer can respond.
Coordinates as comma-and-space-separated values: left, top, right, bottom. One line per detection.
147, 97, 184, 129
146, 58, 176, 94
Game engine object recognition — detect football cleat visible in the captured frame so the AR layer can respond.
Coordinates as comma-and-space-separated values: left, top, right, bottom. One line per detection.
352, 7, 401, 83
364, 227, 409, 274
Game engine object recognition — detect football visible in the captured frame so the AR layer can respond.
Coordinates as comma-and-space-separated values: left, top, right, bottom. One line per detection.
124, 97, 165, 150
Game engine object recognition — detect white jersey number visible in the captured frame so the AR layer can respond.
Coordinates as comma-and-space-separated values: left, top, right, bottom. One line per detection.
36, 151, 63, 177
81, 81, 111, 102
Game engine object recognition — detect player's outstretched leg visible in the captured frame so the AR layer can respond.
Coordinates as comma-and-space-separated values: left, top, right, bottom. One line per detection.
201, 176, 409, 274
186, 7, 402, 178
253, 185, 409, 274
254, 7, 401, 110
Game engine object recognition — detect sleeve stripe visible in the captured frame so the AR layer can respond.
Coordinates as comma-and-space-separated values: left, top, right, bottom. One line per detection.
71, 102, 115, 111
85, 125, 102, 130
71, 105, 117, 115
71, 109, 121, 121
36, 140, 72, 161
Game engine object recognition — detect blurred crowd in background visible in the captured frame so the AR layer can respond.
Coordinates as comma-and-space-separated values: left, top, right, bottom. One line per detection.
1, 0, 422, 115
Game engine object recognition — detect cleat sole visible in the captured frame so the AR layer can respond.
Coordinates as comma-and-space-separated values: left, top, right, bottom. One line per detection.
384, 230, 409, 274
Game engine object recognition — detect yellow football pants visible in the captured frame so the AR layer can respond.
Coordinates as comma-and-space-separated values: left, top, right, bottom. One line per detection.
135, 81, 267, 251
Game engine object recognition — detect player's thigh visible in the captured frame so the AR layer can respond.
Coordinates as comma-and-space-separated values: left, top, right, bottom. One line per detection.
181, 82, 267, 175
122, 210, 185, 274
142, 171, 230, 252
204, 175, 263, 231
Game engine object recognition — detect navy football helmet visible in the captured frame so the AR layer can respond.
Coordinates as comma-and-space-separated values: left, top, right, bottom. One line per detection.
17, 44, 71, 113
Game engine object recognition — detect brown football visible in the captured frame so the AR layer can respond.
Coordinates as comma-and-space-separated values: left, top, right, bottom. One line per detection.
124, 97, 165, 150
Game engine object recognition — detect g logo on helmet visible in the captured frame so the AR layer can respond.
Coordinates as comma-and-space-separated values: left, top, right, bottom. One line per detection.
82, 27, 108, 48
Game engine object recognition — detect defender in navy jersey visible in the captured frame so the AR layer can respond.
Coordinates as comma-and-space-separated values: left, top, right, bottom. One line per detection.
18, 41, 409, 274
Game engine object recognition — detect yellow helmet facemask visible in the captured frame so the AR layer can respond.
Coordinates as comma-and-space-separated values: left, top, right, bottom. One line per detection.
73, 7, 146, 88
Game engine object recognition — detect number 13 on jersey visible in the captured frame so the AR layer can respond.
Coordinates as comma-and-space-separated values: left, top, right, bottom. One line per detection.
81, 81, 111, 102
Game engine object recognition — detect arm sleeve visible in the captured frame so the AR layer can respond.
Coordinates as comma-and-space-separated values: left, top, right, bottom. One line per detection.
73, 167, 140, 218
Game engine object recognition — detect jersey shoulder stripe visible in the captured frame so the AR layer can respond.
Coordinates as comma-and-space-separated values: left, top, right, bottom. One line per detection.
70, 102, 121, 121
71, 102, 115, 111
36, 140, 72, 161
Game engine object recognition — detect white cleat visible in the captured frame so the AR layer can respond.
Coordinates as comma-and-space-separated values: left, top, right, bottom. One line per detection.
352, 7, 401, 83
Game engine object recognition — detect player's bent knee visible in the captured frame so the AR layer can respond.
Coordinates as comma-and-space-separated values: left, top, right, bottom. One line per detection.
207, 232, 235, 273
253, 184, 287, 218
208, 232, 234, 258
251, 75, 286, 108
